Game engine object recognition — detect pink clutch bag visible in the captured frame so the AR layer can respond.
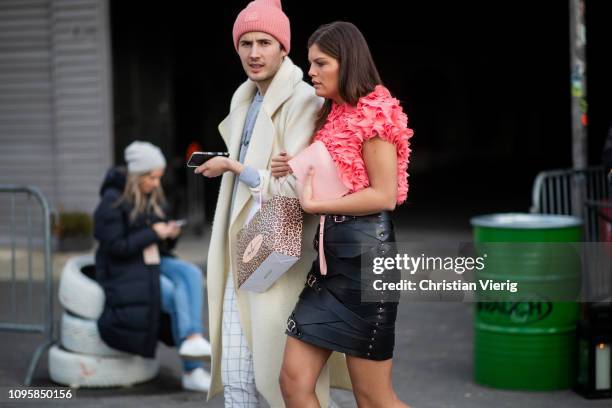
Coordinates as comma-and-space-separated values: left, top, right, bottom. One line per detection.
289, 141, 349, 277
288, 141, 349, 200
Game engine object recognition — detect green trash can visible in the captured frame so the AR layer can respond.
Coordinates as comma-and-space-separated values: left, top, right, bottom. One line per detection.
470, 213, 582, 390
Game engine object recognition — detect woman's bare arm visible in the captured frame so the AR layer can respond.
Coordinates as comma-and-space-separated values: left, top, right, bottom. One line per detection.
300, 136, 398, 216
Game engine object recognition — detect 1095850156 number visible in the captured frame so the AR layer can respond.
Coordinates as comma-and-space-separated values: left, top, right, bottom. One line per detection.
6, 388, 74, 400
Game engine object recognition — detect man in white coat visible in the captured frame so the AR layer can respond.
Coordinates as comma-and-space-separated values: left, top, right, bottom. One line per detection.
195, 0, 351, 406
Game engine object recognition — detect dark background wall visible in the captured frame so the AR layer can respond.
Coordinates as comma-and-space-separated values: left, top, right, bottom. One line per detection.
109, 1, 612, 225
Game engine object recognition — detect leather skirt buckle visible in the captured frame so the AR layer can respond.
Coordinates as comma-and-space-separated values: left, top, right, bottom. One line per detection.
333, 215, 349, 223
287, 317, 296, 332
286, 316, 302, 337
307, 274, 322, 292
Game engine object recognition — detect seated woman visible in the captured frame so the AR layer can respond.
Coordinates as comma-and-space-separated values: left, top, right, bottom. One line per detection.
93, 141, 211, 392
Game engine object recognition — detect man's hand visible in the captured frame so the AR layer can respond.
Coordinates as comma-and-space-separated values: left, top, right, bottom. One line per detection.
271, 152, 293, 178
194, 157, 239, 178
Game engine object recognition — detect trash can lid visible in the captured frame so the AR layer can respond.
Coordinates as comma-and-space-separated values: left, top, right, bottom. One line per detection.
470, 213, 583, 229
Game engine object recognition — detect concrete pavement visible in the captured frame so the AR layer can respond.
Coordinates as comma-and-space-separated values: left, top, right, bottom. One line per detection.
1, 215, 611, 407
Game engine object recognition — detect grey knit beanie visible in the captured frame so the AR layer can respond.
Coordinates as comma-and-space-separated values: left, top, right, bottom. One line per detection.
124, 141, 166, 174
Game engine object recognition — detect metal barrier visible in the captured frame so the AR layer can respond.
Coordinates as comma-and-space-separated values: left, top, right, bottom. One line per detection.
531, 171, 611, 302
0, 185, 54, 385
583, 200, 612, 302
584, 200, 612, 243
530, 166, 609, 218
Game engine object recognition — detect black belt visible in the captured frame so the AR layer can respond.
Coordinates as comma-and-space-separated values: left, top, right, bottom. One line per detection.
323, 211, 391, 224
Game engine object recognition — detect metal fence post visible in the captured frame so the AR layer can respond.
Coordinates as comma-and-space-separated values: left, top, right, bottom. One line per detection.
0, 185, 55, 385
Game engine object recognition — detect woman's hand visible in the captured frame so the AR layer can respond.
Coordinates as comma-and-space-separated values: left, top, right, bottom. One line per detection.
271, 152, 293, 178
166, 221, 181, 239
298, 167, 318, 214
152, 222, 173, 239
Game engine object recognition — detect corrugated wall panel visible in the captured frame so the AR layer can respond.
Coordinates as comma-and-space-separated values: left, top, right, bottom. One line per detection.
0, 0, 112, 246
0, 0, 48, 9
0, 0, 56, 217
50, 0, 112, 213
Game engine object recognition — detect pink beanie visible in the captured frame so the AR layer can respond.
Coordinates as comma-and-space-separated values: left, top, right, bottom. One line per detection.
232, 0, 290, 53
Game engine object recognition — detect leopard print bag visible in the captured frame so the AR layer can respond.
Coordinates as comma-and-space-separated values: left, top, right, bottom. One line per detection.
235, 195, 303, 292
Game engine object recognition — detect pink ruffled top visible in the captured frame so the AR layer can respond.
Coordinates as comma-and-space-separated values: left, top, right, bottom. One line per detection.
314, 85, 414, 204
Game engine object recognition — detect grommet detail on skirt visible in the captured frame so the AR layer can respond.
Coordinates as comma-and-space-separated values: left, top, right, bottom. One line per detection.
376, 224, 389, 240
378, 242, 391, 255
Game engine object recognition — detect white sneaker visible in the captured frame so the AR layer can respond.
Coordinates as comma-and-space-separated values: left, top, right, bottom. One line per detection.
179, 336, 212, 360
182, 367, 211, 392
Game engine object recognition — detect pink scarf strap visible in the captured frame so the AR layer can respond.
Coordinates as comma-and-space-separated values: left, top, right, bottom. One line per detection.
318, 215, 327, 275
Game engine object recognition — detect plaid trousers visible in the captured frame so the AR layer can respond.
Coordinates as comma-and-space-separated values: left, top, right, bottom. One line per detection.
221, 272, 260, 407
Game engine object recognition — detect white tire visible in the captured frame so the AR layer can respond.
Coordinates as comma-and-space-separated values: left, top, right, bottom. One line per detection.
48, 345, 159, 388
60, 312, 127, 358
58, 255, 105, 320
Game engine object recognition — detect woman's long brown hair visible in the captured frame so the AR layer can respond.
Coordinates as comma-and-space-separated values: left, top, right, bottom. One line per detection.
308, 21, 382, 134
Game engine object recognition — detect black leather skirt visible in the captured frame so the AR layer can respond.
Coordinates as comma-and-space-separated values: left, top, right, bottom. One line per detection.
285, 212, 400, 361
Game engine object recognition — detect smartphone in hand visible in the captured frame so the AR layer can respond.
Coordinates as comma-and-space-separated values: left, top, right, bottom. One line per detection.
187, 152, 230, 168
173, 219, 187, 228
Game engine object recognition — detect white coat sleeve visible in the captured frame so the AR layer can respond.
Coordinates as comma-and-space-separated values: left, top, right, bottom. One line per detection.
249, 90, 322, 201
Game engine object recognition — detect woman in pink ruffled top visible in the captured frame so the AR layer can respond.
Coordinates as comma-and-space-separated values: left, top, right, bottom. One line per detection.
278, 21, 413, 408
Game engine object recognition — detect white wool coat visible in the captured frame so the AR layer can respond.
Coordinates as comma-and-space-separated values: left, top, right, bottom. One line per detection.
205, 57, 352, 406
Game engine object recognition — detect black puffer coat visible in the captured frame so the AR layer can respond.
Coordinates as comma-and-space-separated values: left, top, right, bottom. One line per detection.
93, 167, 174, 357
